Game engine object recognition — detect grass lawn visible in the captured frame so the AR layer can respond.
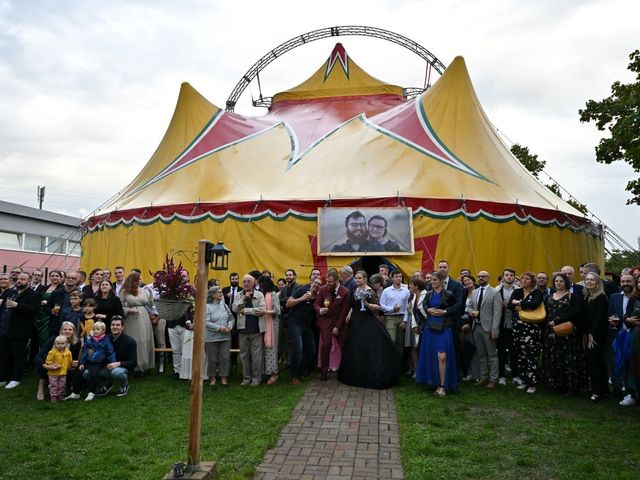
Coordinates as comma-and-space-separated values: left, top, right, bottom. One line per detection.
395, 377, 640, 480
0, 369, 306, 480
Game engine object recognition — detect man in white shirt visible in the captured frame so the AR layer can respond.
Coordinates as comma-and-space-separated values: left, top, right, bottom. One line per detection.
380, 270, 410, 355
113, 266, 125, 296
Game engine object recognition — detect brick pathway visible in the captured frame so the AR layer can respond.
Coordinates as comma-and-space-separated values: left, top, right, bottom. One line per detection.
254, 378, 404, 480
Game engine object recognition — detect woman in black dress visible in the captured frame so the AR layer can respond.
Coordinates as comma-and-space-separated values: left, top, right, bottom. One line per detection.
583, 272, 610, 401
542, 273, 582, 395
338, 271, 402, 389
94, 280, 124, 332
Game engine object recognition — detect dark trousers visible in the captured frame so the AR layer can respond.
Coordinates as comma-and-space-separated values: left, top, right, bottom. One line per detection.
587, 342, 608, 396
605, 326, 621, 389
288, 319, 316, 379
82, 364, 105, 393
0, 336, 28, 382
498, 326, 519, 379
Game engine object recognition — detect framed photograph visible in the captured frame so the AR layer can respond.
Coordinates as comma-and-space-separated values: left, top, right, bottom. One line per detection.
318, 207, 414, 256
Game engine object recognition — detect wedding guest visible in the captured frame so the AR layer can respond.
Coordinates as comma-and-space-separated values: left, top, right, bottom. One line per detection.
119, 272, 155, 373
509, 272, 544, 394
35, 321, 81, 401
95, 280, 124, 332
205, 286, 234, 386
404, 278, 427, 377
543, 273, 582, 396
415, 270, 459, 396
82, 268, 103, 299
43, 335, 73, 403
0, 273, 41, 390
259, 275, 281, 385
583, 272, 610, 402
233, 275, 266, 386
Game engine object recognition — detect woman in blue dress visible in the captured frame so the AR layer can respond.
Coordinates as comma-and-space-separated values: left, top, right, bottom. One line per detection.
415, 270, 458, 396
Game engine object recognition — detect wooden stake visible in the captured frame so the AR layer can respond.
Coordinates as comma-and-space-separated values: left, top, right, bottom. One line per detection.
187, 239, 209, 469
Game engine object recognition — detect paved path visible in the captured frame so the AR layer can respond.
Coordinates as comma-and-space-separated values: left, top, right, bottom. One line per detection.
254, 378, 404, 480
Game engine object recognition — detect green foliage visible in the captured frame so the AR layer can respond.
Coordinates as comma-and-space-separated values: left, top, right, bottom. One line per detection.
605, 248, 640, 274
579, 50, 640, 205
546, 182, 562, 196
510, 143, 546, 178
395, 377, 640, 479
567, 198, 588, 215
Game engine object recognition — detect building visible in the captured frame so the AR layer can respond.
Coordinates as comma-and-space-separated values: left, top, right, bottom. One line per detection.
0, 200, 82, 274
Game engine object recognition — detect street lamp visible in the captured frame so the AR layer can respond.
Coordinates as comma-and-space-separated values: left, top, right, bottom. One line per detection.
166, 239, 230, 479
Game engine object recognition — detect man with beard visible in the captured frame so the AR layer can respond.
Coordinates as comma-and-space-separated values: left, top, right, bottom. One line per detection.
46, 271, 80, 337
331, 210, 371, 252
314, 270, 350, 380
286, 276, 323, 384
222, 273, 240, 310
0, 273, 40, 389
608, 273, 636, 402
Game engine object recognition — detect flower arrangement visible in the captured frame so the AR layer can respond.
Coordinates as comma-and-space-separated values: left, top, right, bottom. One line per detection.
151, 255, 195, 301
353, 288, 373, 301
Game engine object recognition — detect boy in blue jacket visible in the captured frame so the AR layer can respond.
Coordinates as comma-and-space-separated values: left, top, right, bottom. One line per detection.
79, 321, 115, 401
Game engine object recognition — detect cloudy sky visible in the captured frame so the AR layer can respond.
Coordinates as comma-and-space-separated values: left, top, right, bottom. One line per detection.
1, 0, 638, 248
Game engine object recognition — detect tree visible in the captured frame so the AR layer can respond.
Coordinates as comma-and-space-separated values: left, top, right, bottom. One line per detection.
605, 249, 640, 275
579, 50, 640, 205
512, 144, 589, 215
510, 144, 545, 178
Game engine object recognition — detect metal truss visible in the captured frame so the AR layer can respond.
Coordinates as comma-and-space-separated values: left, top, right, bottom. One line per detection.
226, 26, 445, 112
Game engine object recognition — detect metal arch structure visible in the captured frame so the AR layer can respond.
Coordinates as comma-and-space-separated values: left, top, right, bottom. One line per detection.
225, 25, 446, 112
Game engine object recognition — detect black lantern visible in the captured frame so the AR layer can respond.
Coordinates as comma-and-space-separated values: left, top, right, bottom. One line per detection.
205, 241, 231, 270
172, 461, 185, 478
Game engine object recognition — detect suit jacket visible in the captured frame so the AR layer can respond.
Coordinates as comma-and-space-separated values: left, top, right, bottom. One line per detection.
0, 286, 41, 339
444, 277, 463, 322
470, 285, 502, 335
232, 290, 266, 332
608, 292, 636, 322
222, 285, 240, 307
31, 284, 46, 295
314, 284, 350, 334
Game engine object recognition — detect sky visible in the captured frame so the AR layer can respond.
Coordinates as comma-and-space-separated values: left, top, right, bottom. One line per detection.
1, 0, 638, 249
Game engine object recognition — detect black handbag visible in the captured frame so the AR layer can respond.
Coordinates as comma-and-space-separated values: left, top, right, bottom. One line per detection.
426, 319, 445, 332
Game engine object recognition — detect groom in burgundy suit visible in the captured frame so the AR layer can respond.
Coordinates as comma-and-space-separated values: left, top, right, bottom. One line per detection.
314, 270, 350, 380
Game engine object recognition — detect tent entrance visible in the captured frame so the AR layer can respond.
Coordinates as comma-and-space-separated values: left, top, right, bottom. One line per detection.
349, 256, 397, 280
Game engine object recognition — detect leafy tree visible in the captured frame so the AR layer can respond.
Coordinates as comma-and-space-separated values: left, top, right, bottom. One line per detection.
605, 249, 640, 274
510, 144, 545, 178
579, 50, 640, 205
567, 198, 588, 215
513, 144, 589, 215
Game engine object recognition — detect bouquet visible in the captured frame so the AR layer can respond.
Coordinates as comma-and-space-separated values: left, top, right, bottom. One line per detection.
151, 255, 195, 301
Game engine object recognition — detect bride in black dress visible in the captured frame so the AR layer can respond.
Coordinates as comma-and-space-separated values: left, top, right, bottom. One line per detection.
338, 270, 403, 389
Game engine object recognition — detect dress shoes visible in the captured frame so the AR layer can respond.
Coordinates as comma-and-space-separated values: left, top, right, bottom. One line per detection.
486, 382, 497, 390
474, 378, 488, 387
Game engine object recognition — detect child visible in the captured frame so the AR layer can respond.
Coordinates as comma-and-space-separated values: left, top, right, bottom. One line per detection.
79, 298, 97, 343
78, 321, 115, 401
60, 290, 84, 332
43, 335, 73, 403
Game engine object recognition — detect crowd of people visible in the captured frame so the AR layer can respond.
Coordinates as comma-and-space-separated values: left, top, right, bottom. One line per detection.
1, 260, 639, 407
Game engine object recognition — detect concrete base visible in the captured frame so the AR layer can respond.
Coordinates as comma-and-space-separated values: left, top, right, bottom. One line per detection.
162, 461, 217, 480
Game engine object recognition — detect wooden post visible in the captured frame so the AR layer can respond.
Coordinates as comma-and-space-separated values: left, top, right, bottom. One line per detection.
186, 240, 209, 469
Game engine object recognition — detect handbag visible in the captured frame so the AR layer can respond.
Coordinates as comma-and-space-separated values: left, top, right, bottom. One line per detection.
519, 302, 546, 323
426, 319, 445, 332
553, 321, 574, 336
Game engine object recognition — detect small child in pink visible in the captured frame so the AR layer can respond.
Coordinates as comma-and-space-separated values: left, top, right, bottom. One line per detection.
44, 335, 73, 402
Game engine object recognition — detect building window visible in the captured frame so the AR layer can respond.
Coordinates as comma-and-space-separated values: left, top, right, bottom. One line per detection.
0, 231, 21, 250
68, 241, 81, 256
47, 237, 67, 254
24, 234, 46, 252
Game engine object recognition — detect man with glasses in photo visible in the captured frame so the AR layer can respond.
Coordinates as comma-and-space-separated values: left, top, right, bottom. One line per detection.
331, 210, 372, 253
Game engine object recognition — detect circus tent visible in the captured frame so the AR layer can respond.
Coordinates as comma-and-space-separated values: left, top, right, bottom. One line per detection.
82, 43, 603, 277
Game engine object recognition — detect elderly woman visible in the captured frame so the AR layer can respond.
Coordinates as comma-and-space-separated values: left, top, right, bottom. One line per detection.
583, 272, 610, 402
205, 286, 234, 386
415, 270, 459, 396
509, 272, 544, 394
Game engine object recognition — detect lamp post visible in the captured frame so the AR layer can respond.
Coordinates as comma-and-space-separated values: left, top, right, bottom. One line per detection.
184, 240, 230, 477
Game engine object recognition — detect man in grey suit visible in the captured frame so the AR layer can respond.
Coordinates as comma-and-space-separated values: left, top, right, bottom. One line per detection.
470, 271, 502, 389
